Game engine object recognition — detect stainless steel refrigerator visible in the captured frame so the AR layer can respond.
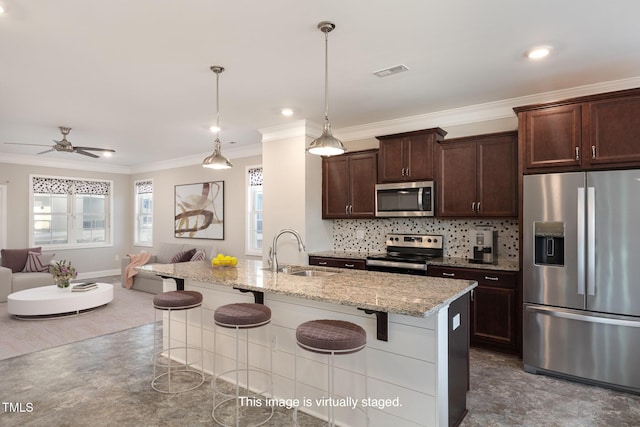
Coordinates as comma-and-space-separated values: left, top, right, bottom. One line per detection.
523, 170, 640, 393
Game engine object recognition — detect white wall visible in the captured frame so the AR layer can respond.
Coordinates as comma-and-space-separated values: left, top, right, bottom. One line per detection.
0, 162, 130, 275
261, 123, 333, 268
130, 155, 262, 260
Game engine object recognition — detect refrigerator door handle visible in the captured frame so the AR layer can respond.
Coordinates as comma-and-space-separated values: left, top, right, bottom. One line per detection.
577, 187, 586, 295
526, 305, 640, 328
587, 186, 596, 296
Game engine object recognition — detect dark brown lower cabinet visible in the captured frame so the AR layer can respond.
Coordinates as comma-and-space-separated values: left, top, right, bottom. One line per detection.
428, 265, 520, 355
308, 256, 366, 270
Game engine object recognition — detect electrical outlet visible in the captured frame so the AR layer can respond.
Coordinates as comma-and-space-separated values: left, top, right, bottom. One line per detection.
356, 229, 365, 240
114, 254, 120, 261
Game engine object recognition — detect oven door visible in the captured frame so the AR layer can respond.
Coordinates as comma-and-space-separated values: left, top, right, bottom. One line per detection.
366, 259, 428, 275
375, 181, 434, 217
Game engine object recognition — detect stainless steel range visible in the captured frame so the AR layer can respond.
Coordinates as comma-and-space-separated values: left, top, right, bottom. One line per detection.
366, 233, 443, 275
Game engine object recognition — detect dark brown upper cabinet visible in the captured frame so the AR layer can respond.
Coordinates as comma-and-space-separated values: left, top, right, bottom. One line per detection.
322, 150, 378, 219
376, 128, 447, 183
436, 131, 518, 218
514, 88, 640, 173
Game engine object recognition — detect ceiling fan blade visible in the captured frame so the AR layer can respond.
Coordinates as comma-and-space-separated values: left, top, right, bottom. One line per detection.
74, 146, 116, 153
37, 148, 56, 154
75, 149, 100, 158
4, 142, 55, 147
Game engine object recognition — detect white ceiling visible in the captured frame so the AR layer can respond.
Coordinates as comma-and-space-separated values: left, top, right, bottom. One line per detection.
1, 0, 640, 172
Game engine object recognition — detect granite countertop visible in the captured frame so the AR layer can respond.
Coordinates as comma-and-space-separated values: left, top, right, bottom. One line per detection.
308, 251, 520, 272
429, 257, 520, 272
138, 259, 476, 318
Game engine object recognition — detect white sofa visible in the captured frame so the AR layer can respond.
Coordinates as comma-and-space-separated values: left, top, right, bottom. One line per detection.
121, 242, 215, 294
1, 249, 55, 303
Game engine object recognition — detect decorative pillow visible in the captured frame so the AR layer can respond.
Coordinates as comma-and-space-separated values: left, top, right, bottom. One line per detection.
170, 248, 196, 263
23, 252, 56, 272
190, 250, 206, 262
1, 247, 42, 273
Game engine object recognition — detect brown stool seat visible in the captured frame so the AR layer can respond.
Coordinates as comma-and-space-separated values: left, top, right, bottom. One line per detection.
214, 303, 271, 328
153, 290, 202, 309
296, 319, 366, 354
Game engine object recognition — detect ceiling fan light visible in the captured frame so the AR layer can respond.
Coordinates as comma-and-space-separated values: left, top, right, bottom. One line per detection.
307, 121, 346, 156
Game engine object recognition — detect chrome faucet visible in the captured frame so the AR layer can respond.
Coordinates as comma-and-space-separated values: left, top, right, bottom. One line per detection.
269, 229, 306, 272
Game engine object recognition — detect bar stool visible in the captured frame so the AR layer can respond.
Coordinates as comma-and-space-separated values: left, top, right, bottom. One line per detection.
212, 303, 274, 427
294, 319, 369, 427
151, 290, 204, 394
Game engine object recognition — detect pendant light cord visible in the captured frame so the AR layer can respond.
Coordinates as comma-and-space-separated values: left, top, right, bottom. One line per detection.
215, 70, 221, 146
323, 29, 330, 123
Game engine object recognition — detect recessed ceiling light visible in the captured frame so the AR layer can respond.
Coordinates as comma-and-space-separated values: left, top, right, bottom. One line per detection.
210, 125, 220, 133
0, 5, 5, 14
526, 46, 552, 60
103, 151, 113, 158
281, 108, 294, 117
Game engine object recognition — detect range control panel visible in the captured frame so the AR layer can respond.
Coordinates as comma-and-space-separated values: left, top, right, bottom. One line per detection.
385, 233, 444, 250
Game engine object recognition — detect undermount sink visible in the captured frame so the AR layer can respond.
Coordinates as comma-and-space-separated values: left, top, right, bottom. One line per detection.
288, 269, 337, 277
275, 266, 340, 277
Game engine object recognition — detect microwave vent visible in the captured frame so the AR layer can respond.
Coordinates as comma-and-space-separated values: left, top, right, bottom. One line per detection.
373, 64, 409, 78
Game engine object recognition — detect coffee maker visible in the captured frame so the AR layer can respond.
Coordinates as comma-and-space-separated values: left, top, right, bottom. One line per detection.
469, 226, 497, 264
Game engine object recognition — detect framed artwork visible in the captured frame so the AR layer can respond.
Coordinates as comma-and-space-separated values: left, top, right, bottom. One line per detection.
174, 181, 224, 240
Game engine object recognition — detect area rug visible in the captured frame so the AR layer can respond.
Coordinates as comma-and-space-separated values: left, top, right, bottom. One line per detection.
0, 280, 155, 360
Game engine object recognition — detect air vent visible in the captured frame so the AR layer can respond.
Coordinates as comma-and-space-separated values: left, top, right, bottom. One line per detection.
373, 64, 409, 77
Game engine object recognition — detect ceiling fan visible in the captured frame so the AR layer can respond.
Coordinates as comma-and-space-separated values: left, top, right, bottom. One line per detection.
4, 126, 116, 158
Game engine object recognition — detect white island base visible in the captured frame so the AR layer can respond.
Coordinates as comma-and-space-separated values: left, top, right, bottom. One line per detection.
161, 279, 468, 427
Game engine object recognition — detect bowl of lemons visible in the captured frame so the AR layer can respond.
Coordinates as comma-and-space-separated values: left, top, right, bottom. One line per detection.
211, 253, 238, 268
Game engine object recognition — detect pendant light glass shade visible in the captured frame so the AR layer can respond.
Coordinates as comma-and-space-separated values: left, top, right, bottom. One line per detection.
203, 66, 232, 169
307, 21, 346, 157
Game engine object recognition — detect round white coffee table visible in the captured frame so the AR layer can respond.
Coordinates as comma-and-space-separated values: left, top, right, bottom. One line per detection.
7, 283, 114, 319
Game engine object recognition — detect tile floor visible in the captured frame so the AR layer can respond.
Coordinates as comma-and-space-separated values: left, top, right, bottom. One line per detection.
1, 320, 639, 426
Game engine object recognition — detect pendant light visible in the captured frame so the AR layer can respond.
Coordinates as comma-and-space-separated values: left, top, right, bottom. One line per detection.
202, 66, 233, 169
306, 21, 347, 157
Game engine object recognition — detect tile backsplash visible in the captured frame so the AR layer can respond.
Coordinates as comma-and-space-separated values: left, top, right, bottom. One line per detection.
333, 218, 519, 258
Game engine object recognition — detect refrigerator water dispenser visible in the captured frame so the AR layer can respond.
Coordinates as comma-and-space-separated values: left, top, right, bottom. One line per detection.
534, 221, 565, 266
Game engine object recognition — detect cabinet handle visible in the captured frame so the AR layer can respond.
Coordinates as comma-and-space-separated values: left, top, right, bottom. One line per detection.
318, 261, 328, 265
344, 263, 355, 268
349, 205, 353, 215
406, 167, 410, 177
591, 145, 596, 159
477, 201, 480, 213
401, 167, 406, 176
472, 202, 476, 213
484, 276, 499, 281
345, 205, 349, 216
470, 289, 474, 302
575, 146, 580, 161
443, 272, 456, 277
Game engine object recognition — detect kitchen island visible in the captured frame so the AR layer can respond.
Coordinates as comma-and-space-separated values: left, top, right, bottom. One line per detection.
140, 259, 476, 427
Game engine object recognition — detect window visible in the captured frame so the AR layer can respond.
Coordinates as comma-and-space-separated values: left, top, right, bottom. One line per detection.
30, 175, 113, 249
134, 179, 153, 247
246, 167, 263, 256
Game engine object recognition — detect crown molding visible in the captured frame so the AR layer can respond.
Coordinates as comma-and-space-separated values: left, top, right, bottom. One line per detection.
259, 120, 323, 142
335, 75, 640, 141
129, 142, 263, 174
0, 152, 133, 174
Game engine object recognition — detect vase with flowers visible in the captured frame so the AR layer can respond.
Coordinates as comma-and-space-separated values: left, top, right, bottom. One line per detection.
50, 259, 77, 290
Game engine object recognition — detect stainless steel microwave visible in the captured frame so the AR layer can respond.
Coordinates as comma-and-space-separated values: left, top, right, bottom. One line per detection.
375, 181, 435, 217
